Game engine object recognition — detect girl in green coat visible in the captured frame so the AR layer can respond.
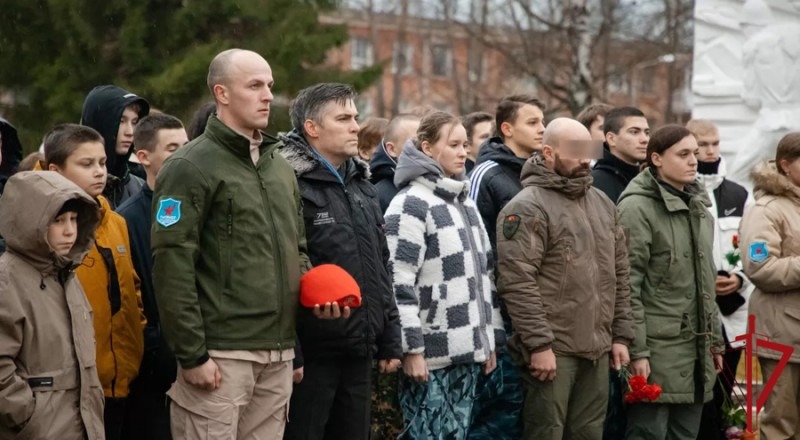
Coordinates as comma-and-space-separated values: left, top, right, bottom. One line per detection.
617, 125, 724, 439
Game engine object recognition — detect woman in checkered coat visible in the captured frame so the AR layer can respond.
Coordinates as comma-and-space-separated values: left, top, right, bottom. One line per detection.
384, 111, 505, 439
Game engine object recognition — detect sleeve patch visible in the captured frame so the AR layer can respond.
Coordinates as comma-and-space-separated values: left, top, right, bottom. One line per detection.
156, 197, 182, 228
503, 214, 521, 239
749, 241, 768, 263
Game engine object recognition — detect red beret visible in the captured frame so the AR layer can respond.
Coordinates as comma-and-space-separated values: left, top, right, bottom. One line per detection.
300, 264, 362, 308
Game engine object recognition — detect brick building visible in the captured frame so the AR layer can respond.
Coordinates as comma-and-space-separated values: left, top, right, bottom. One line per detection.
322, 8, 691, 127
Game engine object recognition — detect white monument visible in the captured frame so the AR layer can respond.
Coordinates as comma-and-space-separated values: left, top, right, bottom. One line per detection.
691, 0, 800, 188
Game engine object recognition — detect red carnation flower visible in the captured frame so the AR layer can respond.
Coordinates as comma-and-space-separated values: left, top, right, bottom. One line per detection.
629, 375, 647, 391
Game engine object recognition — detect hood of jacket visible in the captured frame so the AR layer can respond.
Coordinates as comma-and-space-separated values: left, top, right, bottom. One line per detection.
619, 167, 711, 211
751, 162, 800, 202
80, 85, 150, 179
0, 171, 99, 273
0, 117, 23, 184
279, 129, 370, 182
369, 141, 396, 182
696, 157, 728, 192
394, 140, 468, 201
520, 154, 593, 199
475, 136, 527, 172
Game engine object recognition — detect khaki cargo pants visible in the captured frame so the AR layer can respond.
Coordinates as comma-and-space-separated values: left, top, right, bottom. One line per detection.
519, 355, 608, 440
168, 356, 292, 440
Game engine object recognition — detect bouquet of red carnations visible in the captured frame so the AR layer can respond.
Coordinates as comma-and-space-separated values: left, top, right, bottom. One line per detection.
620, 369, 662, 404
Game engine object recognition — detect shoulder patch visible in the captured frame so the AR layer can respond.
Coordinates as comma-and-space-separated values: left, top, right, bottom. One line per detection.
156, 197, 182, 228
503, 214, 521, 239
749, 241, 769, 263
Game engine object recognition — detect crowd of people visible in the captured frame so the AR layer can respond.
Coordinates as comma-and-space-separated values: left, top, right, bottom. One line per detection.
0, 47, 797, 440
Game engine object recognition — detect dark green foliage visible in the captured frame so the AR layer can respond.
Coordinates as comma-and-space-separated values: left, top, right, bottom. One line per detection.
0, 0, 381, 151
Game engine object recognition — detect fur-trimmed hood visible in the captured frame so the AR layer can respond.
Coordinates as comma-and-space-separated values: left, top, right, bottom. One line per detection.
279, 129, 371, 181
751, 162, 800, 202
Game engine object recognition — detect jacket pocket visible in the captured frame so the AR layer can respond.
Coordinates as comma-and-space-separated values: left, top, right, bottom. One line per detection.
15, 391, 47, 440
645, 315, 683, 340
649, 250, 672, 291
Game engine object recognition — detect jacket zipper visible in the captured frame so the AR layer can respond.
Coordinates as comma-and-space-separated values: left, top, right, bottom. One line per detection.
455, 201, 491, 358
253, 157, 286, 350
343, 184, 374, 351
107, 269, 118, 397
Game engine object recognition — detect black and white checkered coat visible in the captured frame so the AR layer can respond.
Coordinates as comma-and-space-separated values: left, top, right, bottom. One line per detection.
385, 145, 504, 370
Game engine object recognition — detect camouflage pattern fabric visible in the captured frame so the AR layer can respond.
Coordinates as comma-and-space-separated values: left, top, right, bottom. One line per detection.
370, 363, 404, 440
468, 350, 524, 439
398, 363, 482, 440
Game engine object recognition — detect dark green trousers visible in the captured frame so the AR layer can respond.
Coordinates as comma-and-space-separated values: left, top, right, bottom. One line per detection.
520, 355, 608, 440
625, 402, 703, 439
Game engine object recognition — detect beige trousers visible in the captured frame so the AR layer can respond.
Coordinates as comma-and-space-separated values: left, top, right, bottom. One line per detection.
169, 357, 293, 440
760, 358, 800, 440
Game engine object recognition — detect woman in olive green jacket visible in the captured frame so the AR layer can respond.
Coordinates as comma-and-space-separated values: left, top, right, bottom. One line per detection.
617, 125, 723, 439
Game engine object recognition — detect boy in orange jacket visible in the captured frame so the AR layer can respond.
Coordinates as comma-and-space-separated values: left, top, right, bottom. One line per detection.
42, 123, 146, 440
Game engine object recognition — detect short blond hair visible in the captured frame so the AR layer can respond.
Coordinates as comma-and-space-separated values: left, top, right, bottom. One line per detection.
686, 119, 718, 138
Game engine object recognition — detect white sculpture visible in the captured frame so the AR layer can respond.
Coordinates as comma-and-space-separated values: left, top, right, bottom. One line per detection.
727, 2, 800, 186
691, 0, 800, 189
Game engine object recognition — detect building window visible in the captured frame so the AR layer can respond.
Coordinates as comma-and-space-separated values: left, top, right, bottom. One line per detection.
430, 44, 452, 77
392, 42, 414, 75
467, 51, 484, 82
608, 72, 628, 94
351, 37, 373, 69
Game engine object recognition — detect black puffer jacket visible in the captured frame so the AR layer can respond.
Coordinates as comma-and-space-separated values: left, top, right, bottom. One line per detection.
280, 130, 402, 365
80, 85, 150, 209
467, 137, 527, 252
369, 142, 398, 213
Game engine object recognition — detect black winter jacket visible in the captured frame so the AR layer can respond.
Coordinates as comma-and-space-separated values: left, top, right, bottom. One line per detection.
0, 118, 23, 255
467, 137, 527, 252
591, 145, 640, 204
117, 185, 176, 392
369, 142, 398, 213
280, 131, 403, 365
80, 85, 150, 209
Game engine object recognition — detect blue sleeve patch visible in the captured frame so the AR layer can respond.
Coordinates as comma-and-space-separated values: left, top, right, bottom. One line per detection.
749, 241, 769, 263
156, 197, 182, 228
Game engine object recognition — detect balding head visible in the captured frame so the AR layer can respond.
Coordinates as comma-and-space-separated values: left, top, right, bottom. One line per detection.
543, 118, 592, 147
207, 49, 274, 135
207, 49, 270, 97
542, 118, 594, 178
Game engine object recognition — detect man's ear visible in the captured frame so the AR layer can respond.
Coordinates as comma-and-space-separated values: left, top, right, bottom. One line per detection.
500, 121, 513, 139
213, 84, 229, 105
385, 141, 398, 157
135, 149, 150, 168
47, 163, 61, 172
605, 131, 615, 147
303, 120, 320, 140
542, 144, 555, 161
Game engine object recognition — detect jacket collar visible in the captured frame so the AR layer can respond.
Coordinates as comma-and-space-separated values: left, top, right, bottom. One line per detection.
624, 167, 710, 213
279, 129, 370, 183
592, 144, 640, 184
696, 157, 727, 192
520, 154, 593, 200
475, 136, 527, 172
752, 162, 800, 203
395, 141, 468, 202
203, 115, 280, 162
